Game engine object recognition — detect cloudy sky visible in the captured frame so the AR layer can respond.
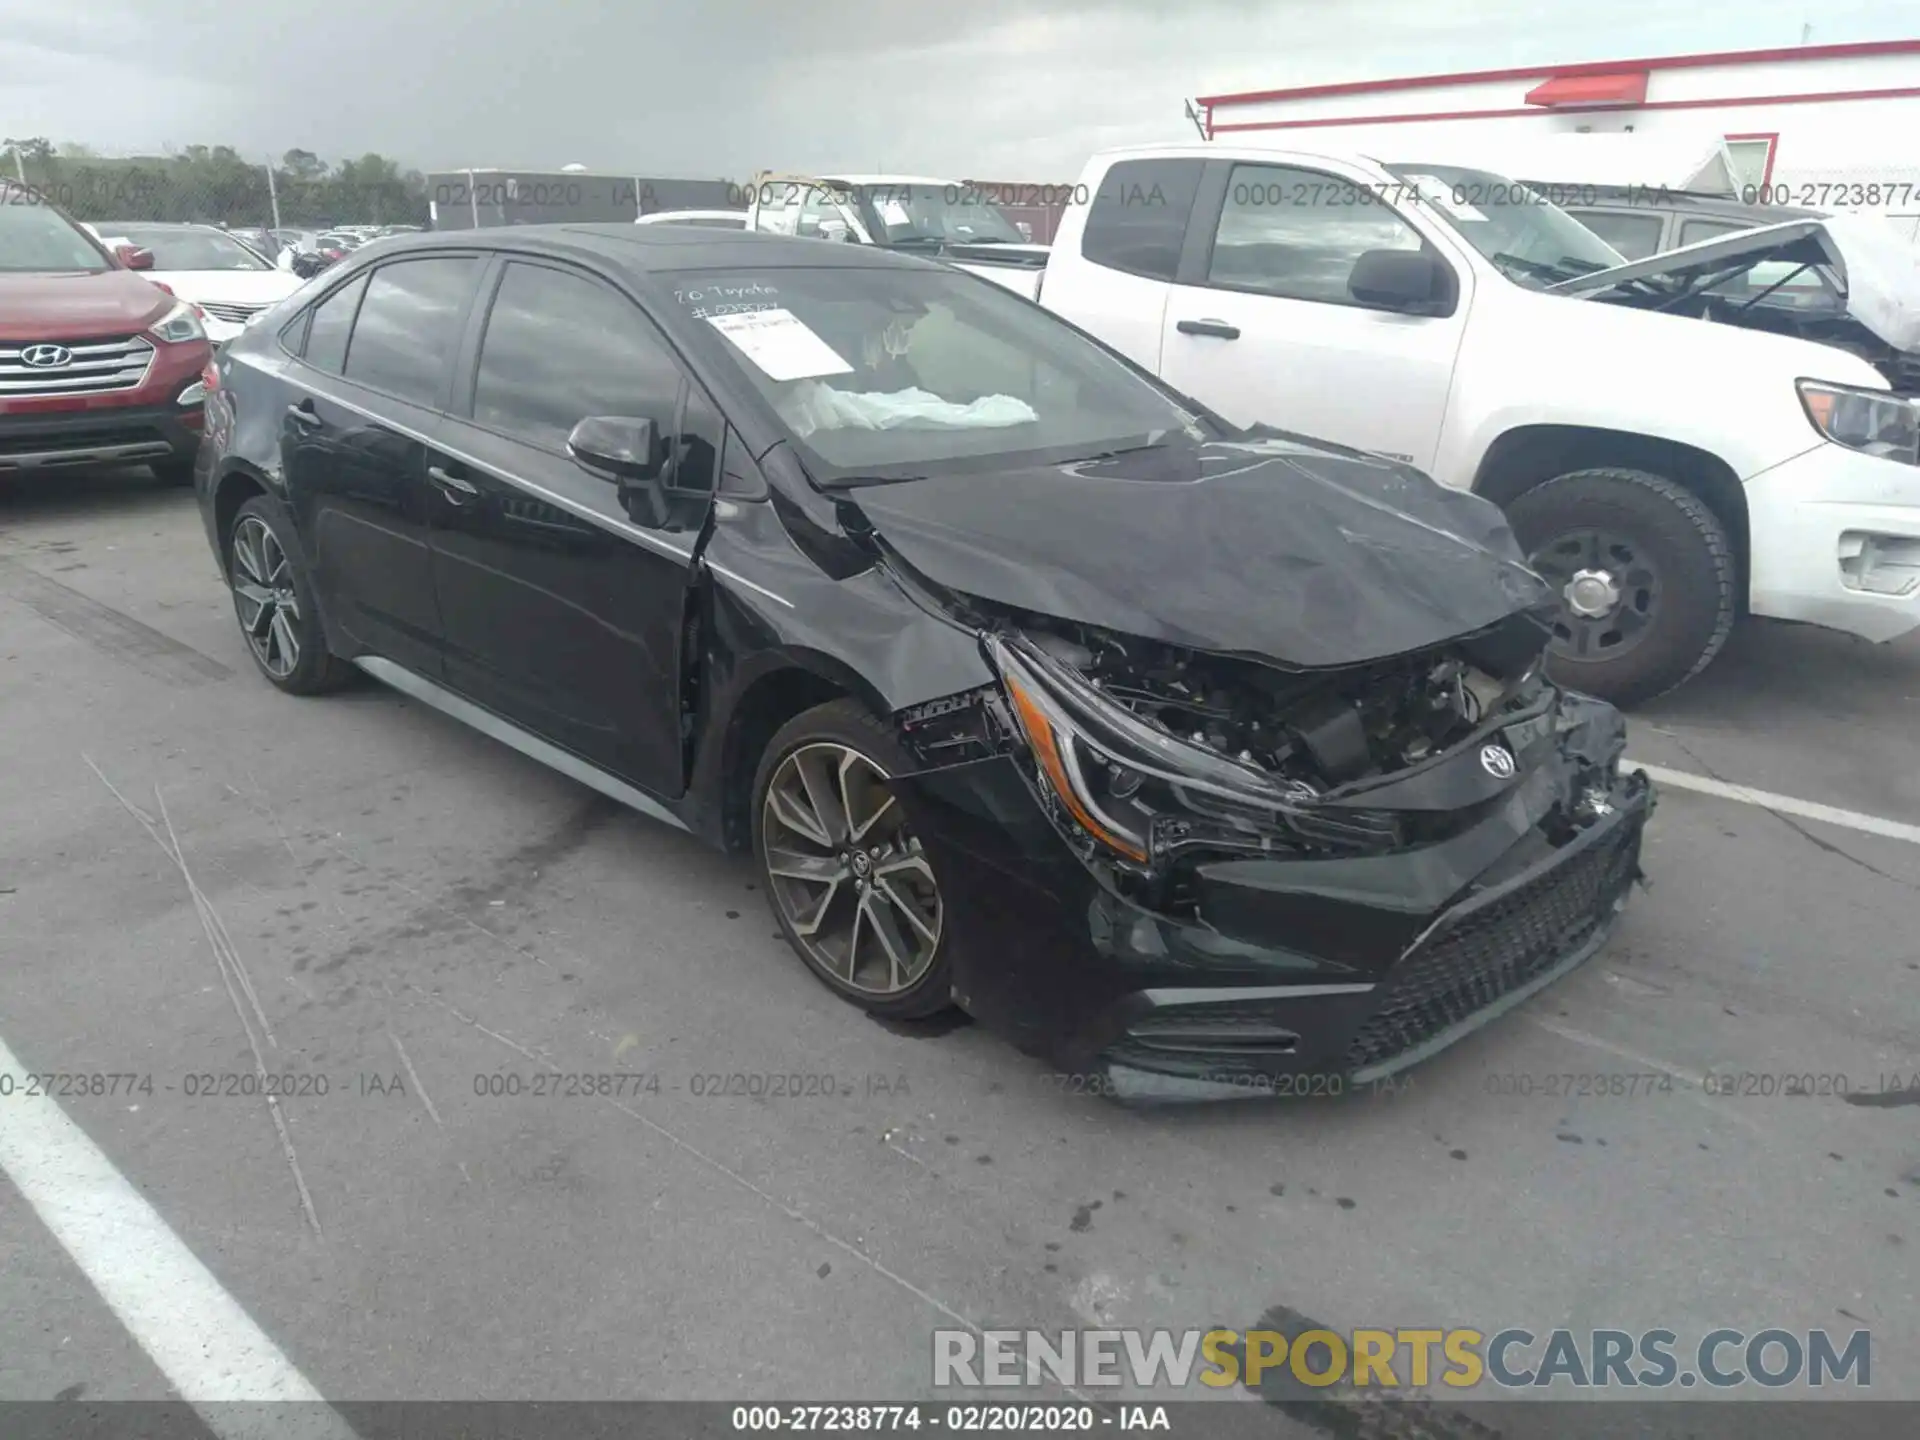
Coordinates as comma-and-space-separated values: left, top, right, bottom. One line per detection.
2, 0, 1913, 177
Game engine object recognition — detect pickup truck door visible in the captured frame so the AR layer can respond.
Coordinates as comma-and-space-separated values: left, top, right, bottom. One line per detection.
1158, 160, 1470, 473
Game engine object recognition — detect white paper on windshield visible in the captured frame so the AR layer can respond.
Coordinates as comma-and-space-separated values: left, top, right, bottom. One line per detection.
706, 307, 854, 382
1403, 173, 1487, 223
878, 198, 911, 227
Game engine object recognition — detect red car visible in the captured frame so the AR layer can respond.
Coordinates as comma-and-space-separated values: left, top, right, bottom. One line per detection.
1, 182, 214, 486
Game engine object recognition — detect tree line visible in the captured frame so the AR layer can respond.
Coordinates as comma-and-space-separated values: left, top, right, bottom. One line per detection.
2, 139, 428, 228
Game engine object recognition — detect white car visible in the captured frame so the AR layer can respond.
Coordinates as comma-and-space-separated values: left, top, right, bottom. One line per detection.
635, 209, 748, 229
97, 223, 305, 344
744, 175, 1051, 296
1038, 143, 1920, 704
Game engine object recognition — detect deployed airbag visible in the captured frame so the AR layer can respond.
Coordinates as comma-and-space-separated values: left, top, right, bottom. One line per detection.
779, 381, 1038, 439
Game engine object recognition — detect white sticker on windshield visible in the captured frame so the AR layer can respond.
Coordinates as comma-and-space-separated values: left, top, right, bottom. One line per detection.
878, 198, 911, 227
706, 307, 854, 382
1403, 174, 1487, 223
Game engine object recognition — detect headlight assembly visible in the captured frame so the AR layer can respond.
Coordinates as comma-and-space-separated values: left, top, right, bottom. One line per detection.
148, 299, 207, 345
1798, 379, 1919, 466
984, 633, 1396, 865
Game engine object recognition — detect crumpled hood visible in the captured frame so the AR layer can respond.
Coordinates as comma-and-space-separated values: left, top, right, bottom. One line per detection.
1551, 216, 1920, 353
846, 433, 1556, 669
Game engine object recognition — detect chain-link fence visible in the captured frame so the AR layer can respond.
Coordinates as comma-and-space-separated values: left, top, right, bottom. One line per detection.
2, 142, 429, 233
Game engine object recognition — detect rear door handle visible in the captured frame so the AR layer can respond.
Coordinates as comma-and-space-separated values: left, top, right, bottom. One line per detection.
285, 402, 322, 428
1176, 318, 1241, 340
427, 463, 479, 499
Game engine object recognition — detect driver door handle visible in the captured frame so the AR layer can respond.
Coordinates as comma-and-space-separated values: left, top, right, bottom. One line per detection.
1176, 318, 1241, 340
285, 402, 322, 427
427, 463, 479, 499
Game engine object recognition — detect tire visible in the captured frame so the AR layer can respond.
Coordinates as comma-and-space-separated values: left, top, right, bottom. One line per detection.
1506, 467, 1736, 707
752, 697, 955, 1020
225, 494, 353, 695
152, 455, 197, 487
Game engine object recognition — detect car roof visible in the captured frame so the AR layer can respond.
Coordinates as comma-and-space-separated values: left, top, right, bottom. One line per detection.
361, 223, 944, 275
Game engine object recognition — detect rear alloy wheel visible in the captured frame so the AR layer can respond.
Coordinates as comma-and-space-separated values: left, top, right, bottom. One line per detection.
754, 700, 952, 1018
1507, 467, 1736, 707
226, 495, 352, 695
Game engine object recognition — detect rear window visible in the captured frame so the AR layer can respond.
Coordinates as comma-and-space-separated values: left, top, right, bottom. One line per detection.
1080, 158, 1205, 282
0, 188, 111, 273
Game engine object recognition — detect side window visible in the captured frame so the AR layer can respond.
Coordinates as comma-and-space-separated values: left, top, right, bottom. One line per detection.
1081, 158, 1205, 281
1570, 210, 1666, 261
670, 382, 723, 496
796, 186, 851, 240
299, 273, 368, 375
753, 186, 797, 235
342, 257, 477, 407
1208, 165, 1425, 303
1679, 218, 1745, 248
471, 261, 685, 452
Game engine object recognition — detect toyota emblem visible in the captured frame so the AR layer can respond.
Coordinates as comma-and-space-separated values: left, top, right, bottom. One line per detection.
21, 343, 74, 369
1480, 744, 1517, 780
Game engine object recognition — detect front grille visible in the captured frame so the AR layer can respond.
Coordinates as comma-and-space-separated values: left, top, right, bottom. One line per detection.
0, 335, 155, 399
197, 301, 266, 324
1343, 818, 1641, 1074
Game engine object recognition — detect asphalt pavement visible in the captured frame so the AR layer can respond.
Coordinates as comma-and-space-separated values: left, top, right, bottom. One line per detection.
1, 467, 1916, 1435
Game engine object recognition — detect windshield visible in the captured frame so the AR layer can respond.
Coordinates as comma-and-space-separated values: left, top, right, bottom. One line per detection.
1384, 163, 1626, 288
117, 227, 271, 271
663, 266, 1205, 481
0, 190, 112, 273
845, 185, 1027, 247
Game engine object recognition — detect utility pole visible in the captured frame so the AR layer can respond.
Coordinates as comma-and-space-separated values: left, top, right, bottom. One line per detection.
12, 150, 25, 184
265, 158, 282, 229
1801, 22, 1813, 44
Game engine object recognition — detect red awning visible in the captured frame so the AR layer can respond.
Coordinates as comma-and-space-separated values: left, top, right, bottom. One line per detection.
1524, 71, 1649, 106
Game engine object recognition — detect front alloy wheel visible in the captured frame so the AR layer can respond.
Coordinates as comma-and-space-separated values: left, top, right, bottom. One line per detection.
763, 741, 943, 998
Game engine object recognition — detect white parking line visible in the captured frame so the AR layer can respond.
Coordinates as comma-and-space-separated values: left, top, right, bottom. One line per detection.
0, 1032, 358, 1440
1627, 760, 1920, 848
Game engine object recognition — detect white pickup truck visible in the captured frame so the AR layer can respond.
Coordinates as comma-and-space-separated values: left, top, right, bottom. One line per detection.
1034, 144, 1920, 704
744, 174, 1050, 298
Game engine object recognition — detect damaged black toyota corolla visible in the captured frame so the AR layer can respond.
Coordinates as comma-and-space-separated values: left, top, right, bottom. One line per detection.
197, 226, 1653, 1099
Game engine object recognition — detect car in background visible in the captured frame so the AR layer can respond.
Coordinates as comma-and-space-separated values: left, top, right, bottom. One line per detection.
1558, 188, 1822, 262
194, 223, 1649, 1097
1037, 144, 1920, 705
635, 209, 749, 229
746, 174, 1050, 297
1, 183, 211, 486
95, 223, 305, 346
227, 226, 283, 261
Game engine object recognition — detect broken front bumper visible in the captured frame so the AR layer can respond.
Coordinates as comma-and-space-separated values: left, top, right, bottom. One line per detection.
900, 696, 1651, 1098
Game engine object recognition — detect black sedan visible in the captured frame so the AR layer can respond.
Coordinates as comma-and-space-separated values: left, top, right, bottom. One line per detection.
194, 224, 1652, 1099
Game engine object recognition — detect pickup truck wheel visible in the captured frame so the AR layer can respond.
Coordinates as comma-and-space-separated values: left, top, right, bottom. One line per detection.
1507, 467, 1735, 707
753, 699, 955, 1021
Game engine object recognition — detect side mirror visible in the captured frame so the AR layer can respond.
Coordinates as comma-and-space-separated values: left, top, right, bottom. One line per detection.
116, 244, 155, 271
1348, 248, 1449, 312
567, 416, 661, 482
